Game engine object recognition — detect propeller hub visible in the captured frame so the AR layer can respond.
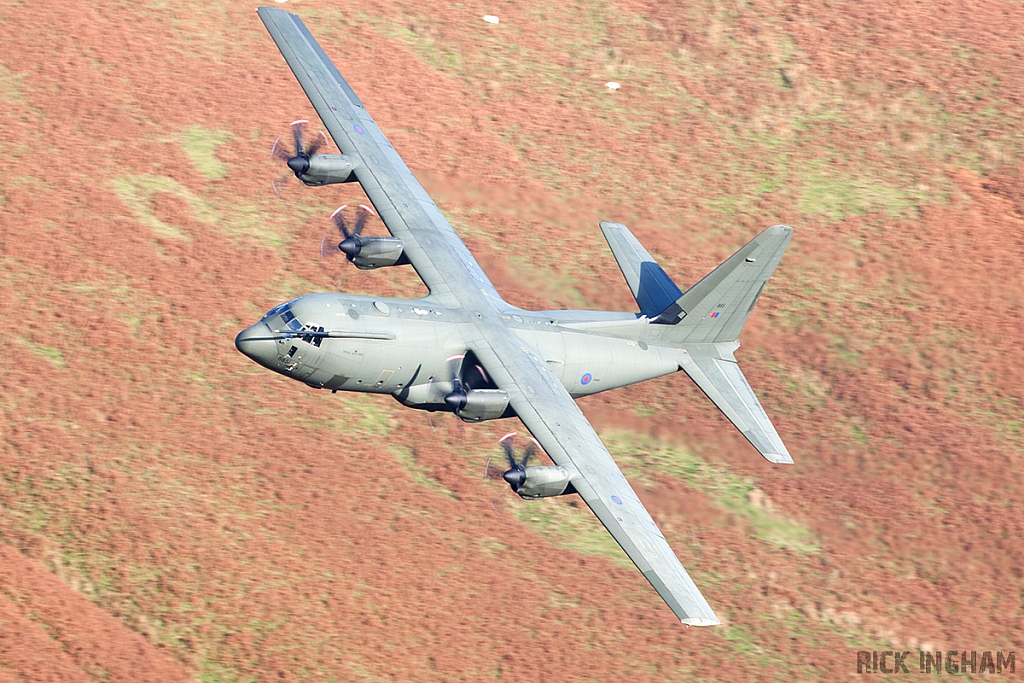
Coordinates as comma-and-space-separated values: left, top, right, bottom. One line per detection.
339, 236, 361, 258
444, 390, 467, 414
287, 154, 310, 176
502, 467, 526, 492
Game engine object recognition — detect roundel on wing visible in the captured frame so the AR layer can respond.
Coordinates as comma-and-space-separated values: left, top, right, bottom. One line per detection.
611, 495, 623, 505
580, 372, 593, 386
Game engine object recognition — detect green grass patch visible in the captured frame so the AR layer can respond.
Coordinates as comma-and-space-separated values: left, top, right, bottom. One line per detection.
0, 64, 27, 103
389, 445, 456, 499
16, 337, 65, 367
507, 496, 632, 567
198, 660, 259, 683
112, 174, 203, 241
602, 432, 820, 553
112, 173, 286, 248
797, 166, 917, 220
171, 126, 233, 181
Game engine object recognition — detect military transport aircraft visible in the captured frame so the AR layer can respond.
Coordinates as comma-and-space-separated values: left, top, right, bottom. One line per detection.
238, 6, 794, 626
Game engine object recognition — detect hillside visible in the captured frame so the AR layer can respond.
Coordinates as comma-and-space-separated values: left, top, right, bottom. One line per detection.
1, 0, 1022, 680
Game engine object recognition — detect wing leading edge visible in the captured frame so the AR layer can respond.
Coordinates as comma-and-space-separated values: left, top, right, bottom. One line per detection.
257, 6, 503, 307
468, 331, 720, 626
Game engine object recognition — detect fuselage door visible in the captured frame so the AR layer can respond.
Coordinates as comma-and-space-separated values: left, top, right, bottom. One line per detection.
374, 369, 395, 388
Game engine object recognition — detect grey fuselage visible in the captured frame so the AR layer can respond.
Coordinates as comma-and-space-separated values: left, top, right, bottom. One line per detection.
236, 293, 687, 411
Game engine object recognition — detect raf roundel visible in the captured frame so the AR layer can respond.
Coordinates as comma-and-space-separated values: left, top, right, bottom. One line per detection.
580, 372, 593, 386
353, 124, 365, 135
611, 495, 623, 505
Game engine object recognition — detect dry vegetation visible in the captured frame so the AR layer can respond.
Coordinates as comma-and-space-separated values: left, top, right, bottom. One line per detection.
1, 0, 1022, 680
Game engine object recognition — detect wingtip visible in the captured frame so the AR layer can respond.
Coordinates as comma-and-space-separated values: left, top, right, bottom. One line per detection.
681, 616, 721, 627
764, 452, 794, 465
256, 5, 289, 16
598, 220, 627, 235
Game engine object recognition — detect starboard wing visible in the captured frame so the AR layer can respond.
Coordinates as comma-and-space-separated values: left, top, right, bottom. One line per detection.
257, 6, 502, 307
468, 331, 720, 626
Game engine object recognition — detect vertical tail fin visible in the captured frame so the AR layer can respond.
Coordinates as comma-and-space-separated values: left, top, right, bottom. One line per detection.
600, 222, 684, 318
651, 225, 792, 343
599, 222, 794, 464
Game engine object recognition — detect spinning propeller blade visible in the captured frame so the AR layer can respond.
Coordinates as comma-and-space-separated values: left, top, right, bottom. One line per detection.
498, 432, 539, 493
269, 119, 329, 196
321, 204, 377, 262
442, 354, 467, 414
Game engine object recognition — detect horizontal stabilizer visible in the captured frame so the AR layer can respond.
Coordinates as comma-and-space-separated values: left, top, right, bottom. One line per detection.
680, 346, 792, 464
600, 222, 683, 318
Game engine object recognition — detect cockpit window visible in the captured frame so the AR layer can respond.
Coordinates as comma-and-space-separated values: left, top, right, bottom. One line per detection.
262, 299, 299, 321
263, 304, 286, 321
263, 304, 304, 332
262, 300, 316, 340
280, 309, 303, 331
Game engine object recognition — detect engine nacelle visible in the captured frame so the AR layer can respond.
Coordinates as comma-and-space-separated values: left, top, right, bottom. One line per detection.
351, 236, 409, 270
298, 154, 357, 186
457, 388, 511, 422
515, 466, 578, 499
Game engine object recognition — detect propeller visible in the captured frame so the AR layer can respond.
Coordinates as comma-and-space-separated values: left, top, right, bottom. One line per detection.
442, 354, 468, 414
498, 432, 539, 493
320, 204, 377, 262
438, 353, 492, 416
271, 119, 329, 196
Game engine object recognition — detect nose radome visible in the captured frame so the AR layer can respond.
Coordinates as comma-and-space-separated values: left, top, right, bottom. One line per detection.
235, 324, 278, 369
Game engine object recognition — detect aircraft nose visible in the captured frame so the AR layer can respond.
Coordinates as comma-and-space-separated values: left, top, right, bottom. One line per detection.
235, 324, 278, 368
